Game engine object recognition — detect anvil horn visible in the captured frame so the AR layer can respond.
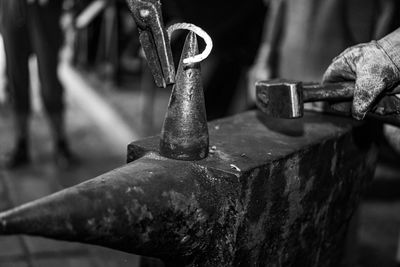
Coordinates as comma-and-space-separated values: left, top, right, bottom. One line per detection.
0, 154, 214, 265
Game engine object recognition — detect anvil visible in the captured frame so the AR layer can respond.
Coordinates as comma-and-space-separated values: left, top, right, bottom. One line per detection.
0, 111, 377, 266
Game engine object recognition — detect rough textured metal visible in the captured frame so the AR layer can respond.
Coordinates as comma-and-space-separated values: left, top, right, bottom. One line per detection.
125, 0, 175, 87
0, 111, 377, 266
159, 32, 209, 161
130, 111, 378, 266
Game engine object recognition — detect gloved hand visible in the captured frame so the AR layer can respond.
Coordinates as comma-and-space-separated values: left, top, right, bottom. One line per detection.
323, 28, 400, 120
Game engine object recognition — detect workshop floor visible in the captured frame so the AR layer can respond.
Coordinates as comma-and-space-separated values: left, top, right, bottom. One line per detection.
0, 60, 400, 266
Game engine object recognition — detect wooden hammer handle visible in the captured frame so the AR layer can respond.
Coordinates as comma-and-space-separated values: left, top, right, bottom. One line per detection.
302, 82, 400, 127
302, 82, 400, 102
302, 82, 354, 102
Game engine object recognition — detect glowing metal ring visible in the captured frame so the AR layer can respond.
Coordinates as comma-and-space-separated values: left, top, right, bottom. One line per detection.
167, 23, 213, 65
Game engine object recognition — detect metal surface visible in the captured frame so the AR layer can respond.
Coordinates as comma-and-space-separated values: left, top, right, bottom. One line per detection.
255, 79, 304, 118
256, 79, 400, 126
160, 32, 209, 161
0, 111, 377, 266
125, 0, 175, 87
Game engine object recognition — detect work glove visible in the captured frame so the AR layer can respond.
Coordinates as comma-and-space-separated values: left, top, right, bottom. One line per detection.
323, 28, 400, 120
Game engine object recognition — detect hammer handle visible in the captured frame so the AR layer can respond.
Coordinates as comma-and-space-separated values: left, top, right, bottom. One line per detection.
303, 82, 400, 127
302, 82, 354, 102
302, 82, 400, 102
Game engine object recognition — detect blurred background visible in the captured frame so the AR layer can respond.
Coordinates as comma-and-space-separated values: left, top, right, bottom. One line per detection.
0, 0, 399, 266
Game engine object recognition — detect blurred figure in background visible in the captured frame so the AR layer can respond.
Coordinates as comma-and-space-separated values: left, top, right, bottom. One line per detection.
0, 0, 75, 168
0, 35, 6, 104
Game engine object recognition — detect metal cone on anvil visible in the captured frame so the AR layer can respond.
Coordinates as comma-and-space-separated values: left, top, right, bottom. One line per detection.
160, 31, 209, 161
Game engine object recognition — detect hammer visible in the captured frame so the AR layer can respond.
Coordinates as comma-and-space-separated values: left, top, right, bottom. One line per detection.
256, 79, 400, 126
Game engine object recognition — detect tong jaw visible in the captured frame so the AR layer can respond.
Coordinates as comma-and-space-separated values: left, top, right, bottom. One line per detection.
126, 0, 175, 87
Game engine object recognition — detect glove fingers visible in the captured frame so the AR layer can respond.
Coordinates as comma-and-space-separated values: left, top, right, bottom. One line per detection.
370, 94, 400, 115
352, 76, 386, 119
322, 55, 356, 84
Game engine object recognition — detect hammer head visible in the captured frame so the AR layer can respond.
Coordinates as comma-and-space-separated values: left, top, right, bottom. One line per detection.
256, 79, 304, 118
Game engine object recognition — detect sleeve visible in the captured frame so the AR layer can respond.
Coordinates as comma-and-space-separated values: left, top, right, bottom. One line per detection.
378, 27, 400, 69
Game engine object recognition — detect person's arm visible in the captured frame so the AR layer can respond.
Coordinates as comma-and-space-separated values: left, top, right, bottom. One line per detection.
323, 28, 400, 120
247, 0, 285, 103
